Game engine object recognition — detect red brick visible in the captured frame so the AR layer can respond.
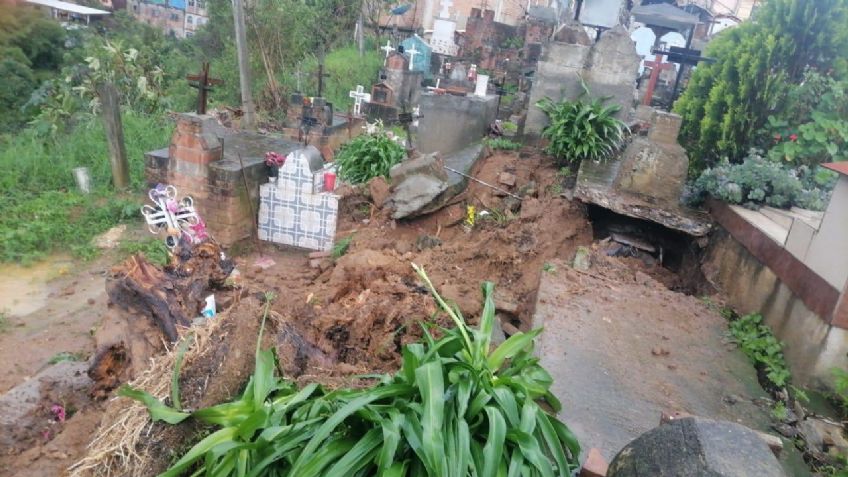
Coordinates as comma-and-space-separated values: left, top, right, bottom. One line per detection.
308, 250, 332, 259
580, 448, 608, 477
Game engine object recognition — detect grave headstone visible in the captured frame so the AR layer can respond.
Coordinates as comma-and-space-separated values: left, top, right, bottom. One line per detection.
400, 35, 432, 76
257, 146, 338, 251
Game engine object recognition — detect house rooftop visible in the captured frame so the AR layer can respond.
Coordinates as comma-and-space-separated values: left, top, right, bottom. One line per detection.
823, 162, 848, 176
25, 0, 110, 15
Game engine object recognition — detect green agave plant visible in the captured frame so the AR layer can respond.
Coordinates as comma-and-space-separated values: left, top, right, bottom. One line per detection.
122, 264, 580, 477
536, 90, 626, 167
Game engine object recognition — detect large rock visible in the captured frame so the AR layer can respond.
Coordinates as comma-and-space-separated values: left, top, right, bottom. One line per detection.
388, 153, 450, 219
607, 417, 786, 477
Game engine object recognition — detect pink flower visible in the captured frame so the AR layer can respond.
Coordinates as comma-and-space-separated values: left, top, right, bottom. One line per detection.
51, 404, 66, 423
774, 134, 782, 141
264, 151, 286, 167
789, 134, 798, 142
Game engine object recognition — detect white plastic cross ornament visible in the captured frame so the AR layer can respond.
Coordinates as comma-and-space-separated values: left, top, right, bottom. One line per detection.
439, 0, 452, 18
406, 44, 419, 71
380, 40, 394, 65
348, 85, 371, 115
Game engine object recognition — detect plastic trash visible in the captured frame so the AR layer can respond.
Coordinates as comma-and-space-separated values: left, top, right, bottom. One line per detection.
201, 295, 216, 318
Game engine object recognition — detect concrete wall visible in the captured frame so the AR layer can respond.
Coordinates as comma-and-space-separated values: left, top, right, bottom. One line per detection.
703, 227, 848, 391
802, 177, 848, 290
416, 93, 498, 156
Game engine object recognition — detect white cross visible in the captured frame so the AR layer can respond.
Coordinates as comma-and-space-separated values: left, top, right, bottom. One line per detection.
438, 0, 452, 18
406, 44, 420, 71
348, 85, 371, 116
380, 40, 394, 64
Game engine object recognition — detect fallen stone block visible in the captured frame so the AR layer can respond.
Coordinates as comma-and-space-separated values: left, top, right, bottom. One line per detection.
388, 153, 450, 219
308, 250, 332, 259
659, 411, 783, 457
498, 172, 517, 187
610, 416, 786, 476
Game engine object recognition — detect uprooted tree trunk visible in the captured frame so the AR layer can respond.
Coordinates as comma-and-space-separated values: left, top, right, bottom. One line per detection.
88, 243, 236, 398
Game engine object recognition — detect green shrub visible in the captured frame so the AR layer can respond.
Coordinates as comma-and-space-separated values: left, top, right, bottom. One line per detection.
123, 266, 581, 476
335, 132, 406, 184
729, 313, 791, 389
690, 149, 835, 211
536, 92, 626, 166
483, 137, 521, 151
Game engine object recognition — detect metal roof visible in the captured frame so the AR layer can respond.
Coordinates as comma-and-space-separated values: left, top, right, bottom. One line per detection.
25, 0, 110, 15
823, 162, 848, 176
632, 3, 699, 30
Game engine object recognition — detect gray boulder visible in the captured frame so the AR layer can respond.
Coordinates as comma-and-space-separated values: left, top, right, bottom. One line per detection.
608, 417, 786, 477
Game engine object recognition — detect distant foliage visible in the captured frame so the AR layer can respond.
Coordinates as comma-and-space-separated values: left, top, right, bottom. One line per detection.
690, 149, 836, 211
675, 0, 848, 171
536, 93, 626, 166
335, 132, 406, 184
483, 137, 521, 151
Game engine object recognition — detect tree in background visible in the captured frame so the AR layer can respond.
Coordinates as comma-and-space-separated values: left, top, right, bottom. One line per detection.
675, 0, 848, 173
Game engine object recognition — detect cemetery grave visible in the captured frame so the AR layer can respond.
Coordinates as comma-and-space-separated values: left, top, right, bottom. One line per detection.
2, 1, 847, 475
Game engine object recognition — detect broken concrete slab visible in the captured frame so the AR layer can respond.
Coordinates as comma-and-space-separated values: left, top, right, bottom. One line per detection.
390, 143, 486, 219
417, 93, 498, 157
607, 417, 786, 477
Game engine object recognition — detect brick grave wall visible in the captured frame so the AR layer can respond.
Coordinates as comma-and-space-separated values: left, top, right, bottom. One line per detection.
144, 113, 265, 245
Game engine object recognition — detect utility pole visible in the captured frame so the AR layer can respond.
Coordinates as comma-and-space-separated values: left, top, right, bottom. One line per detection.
96, 82, 130, 190
356, 12, 364, 57
232, 0, 256, 129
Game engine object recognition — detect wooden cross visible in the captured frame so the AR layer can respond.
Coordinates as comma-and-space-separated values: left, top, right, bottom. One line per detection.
316, 61, 330, 98
438, 0, 452, 18
641, 54, 674, 106
186, 62, 223, 115
406, 44, 420, 71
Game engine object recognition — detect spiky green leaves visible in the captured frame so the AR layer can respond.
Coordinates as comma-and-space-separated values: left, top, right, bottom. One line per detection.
122, 266, 580, 476
536, 95, 626, 167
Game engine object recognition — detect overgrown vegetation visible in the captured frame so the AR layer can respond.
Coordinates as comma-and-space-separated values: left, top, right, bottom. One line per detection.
728, 313, 791, 389
689, 149, 836, 211
483, 137, 522, 151
118, 238, 171, 266
675, 0, 848, 170
331, 235, 353, 259
536, 91, 626, 167
335, 131, 406, 184
123, 266, 581, 476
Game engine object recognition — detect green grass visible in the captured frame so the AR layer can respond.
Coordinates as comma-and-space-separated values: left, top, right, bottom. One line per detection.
332, 235, 353, 259
48, 351, 87, 364
118, 238, 171, 266
0, 112, 172, 264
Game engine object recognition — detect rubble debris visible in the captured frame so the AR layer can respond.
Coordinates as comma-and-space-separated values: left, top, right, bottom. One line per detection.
581, 448, 609, 477
610, 232, 656, 253
388, 153, 451, 219
92, 224, 127, 249
608, 417, 785, 476
415, 235, 442, 250
367, 176, 390, 208
498, 172, 517, 187
573, 246, 591, 271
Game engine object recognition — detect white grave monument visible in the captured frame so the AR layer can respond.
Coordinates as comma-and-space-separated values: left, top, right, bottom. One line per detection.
348, 85, 371, 115
429, 0, 458, 56
474, 75, 489, 97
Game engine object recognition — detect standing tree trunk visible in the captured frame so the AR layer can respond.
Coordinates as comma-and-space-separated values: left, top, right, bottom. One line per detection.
96, 82, 130, 190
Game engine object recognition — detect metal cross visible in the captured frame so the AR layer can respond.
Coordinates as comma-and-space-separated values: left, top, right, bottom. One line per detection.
348, 85, 371, 116
406, 44, 420, 71
186, 62, 224, 115
141, 185, 206, 249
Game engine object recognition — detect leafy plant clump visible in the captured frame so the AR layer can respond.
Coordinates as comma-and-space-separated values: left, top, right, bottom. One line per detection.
729, 313, 791, 389
690, 150, 835, 211
335, 131, 406, 184
123, 265, 580, 476
483, 137, 522, 151
536, 92, 626, 167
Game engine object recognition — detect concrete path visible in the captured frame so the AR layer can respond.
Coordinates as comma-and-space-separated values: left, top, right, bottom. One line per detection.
534, 254, 809, 475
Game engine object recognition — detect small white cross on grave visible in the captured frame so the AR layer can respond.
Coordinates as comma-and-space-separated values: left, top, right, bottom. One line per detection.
438, 0, 452, 18
348, 85, 371, 116
406, 44, 419, 71
380, 40, 394, 65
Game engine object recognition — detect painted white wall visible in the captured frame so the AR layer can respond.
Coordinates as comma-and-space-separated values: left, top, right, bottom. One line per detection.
579, 0, 623, 28
804, 176, 848, 290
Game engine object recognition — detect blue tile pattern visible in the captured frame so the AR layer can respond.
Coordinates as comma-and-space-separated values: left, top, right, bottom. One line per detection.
257, 150, 338, 251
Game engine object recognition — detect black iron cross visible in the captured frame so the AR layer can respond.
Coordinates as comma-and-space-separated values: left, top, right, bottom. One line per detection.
315, 61, 330, 98
186, 62, 224, 115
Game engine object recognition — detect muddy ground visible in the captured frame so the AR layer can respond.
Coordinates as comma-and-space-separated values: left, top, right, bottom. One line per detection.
0, 148, 782, 476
